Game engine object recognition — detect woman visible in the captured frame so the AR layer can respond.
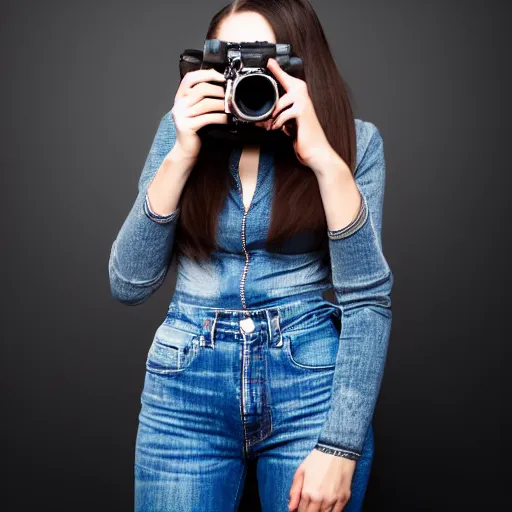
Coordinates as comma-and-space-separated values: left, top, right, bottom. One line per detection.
108, 1, 393, 510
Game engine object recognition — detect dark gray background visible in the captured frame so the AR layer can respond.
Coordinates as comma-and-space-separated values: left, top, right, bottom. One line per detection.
2, 0, 510, 509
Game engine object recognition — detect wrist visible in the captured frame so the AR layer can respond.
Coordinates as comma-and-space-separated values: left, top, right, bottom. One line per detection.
308, 146, 351, 180
167, 141, 198, 169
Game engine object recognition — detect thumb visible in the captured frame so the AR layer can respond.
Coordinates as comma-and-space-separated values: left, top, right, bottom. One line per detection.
288, 465, 305, 511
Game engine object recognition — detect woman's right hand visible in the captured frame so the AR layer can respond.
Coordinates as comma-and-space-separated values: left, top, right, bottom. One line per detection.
171, 68, 228, 162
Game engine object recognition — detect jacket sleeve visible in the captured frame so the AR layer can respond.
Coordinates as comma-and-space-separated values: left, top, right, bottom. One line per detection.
314, 121, 394, 461
108, 110, 181, 305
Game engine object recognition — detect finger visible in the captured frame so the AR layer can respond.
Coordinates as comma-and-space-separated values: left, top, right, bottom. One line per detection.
332, 500, 344, 512
188, 97, 225, 117
282, 122, 294, 137
271, 92, 294, 119
267, 57, 293, 92
261, 118, 273, 130
321, 499, 337, 512
183, 84, 225, 110
271, 106, 297, 131
253, 118, 273, 130
288, 468, 305, 511
187, 81, 225, 100
177, 68, 226, 98
298, 494, 311, 512
189, 112, 228, 132
304, 496, 322, 512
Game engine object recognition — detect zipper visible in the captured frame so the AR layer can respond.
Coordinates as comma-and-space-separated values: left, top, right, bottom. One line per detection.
233, 168, 251, 311
240, 329, 249, 457
239, 208, 250, 309
232, 150, 257, 457
235, 170, 251, 457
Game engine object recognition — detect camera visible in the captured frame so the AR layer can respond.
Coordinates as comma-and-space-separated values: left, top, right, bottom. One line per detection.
179, 39, 304, 142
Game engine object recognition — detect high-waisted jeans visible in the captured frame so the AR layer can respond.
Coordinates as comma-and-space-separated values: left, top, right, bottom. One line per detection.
134, 293, 374, 511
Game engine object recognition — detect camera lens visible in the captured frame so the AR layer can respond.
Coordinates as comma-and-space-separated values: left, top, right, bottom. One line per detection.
233, 74, 277, 120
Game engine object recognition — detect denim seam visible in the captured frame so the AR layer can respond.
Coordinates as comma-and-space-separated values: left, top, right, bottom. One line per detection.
316, 441, 360, 456
282, 335, 336, 371
315, 442, 361, 460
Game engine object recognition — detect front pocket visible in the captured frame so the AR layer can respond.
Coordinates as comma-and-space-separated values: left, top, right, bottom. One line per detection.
146, 323, 200, 375
283, 318, 340, 371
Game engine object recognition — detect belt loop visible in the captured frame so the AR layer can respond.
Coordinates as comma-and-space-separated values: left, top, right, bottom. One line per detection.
265, 310, 272, 341
266, 309, 283, 348
275, 310, 283, 347
209, 310, 219, 349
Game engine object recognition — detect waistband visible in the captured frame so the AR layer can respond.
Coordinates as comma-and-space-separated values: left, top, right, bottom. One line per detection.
166, 291, 342, 348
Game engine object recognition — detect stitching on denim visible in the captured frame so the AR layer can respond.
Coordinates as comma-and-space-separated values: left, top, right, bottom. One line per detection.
283, 335, 336, 371
146, 337, 199, 375
314, 444, 360, 461
168, 297, 306, 313
316, 441, 360, 456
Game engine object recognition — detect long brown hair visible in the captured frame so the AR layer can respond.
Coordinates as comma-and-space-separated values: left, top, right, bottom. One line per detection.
175, 0, 356, 263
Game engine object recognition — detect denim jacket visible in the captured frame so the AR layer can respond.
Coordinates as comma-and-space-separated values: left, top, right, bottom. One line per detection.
108, 110, 394, 460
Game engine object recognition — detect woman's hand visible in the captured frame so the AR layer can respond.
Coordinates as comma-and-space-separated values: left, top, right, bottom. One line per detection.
288, 449, 356, 512
171, 68, 228, 161
258, 58, 338, 171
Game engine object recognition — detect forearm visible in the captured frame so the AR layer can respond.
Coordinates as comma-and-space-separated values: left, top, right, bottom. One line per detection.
310, 148, 365, 235
108, 201, 177, 305
312, 122, 394, 459
146, 143, 196, 215
108, 112, 192, 305
109, 153, 192, 302
316, 238, 393, 458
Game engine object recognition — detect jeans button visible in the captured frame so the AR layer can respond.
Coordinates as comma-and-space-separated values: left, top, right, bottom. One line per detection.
240, 317, 255, 333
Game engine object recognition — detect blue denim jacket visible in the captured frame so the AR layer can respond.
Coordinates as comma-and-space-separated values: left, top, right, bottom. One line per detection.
108, 110, 394, 460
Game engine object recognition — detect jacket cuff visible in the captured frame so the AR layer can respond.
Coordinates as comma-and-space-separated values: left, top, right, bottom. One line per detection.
143, 191, 180, 223
327, 191, 368, 240
314, 442, 361, 461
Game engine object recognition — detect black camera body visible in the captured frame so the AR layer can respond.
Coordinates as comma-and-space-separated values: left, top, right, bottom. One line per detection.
179, 39, 303, 142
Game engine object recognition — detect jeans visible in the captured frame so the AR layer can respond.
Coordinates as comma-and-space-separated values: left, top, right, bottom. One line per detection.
134, 293, 374, 511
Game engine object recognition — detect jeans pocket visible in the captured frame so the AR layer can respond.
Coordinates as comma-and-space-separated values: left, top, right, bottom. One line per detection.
283, 318, 340, 371
146, 323, 200, 375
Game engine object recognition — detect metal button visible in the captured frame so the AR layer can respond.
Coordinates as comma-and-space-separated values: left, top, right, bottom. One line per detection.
240, 316, 255, 333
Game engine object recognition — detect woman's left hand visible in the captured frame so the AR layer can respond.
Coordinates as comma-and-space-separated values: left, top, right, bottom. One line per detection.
288, 448, 356, 512
258, 58, 336, 170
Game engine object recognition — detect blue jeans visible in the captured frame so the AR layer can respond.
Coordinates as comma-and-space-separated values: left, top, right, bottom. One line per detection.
134, 294, 374, 511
